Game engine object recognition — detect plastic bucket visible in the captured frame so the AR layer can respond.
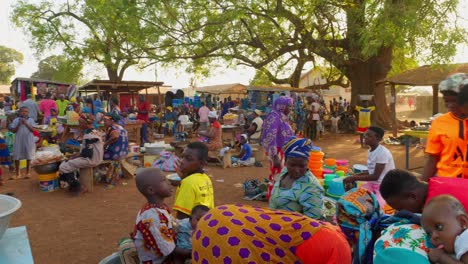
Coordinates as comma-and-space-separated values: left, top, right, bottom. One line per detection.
336, 159, 349, 167
38, 172, 59, 192
324, 158, 336, 167
327, 178, 346, 198
336, 171, 345, 177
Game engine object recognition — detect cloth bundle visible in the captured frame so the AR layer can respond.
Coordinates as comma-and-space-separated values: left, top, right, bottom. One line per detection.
152, 151, 179, 172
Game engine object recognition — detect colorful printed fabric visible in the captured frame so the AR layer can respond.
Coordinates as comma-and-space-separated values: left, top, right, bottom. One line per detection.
131, 203, 176, 264
191, 204, 325, 264
282, 137, 314, 159
270, 168, 324, 219
106, 160, 122, 184
261, 96, 294, 159
337, 187, 383, 264
104, 124, 129, 161
337, 188, 416, 264
0, 138, 12, 166
374, 223, 431, 264
439, 73, 468, 93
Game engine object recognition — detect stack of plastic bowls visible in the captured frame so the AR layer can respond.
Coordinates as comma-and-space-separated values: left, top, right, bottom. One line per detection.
309, 147, 324, 178
336, 159, 349, 174
336, 170, 346, 177
326, 178, 346, 199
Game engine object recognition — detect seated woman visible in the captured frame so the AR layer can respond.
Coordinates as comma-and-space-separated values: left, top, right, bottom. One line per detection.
197, 111, 222, 152
231, 134, 252, 166
192, 204, 351, 264
103, 113, 128, 189
58, 113, 103, 193
269, 137, 324, 219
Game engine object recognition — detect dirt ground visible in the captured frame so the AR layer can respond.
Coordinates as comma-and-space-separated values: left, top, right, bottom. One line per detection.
5, 133, 427, 264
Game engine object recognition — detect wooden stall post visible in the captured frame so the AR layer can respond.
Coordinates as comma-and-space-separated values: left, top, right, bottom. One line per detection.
391, 83, 397, 137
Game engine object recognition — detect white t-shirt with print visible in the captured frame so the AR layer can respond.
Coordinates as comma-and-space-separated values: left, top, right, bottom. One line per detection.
455, 229, 468, 260
367, 144, 395, 183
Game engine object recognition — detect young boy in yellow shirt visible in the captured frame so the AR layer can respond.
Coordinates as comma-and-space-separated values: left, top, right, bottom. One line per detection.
174, 142, 215, 219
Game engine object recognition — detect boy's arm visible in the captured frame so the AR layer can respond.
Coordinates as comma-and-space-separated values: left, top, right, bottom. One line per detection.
344, 163, 384, 184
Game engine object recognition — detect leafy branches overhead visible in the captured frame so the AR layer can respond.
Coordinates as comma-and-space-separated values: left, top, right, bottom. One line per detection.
12, 0, 152, 81
0, 45, 23, 84
31, 55, 83, 84
141, 0, 464, 87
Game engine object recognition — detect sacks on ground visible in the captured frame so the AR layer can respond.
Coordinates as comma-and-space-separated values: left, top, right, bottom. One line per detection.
152, 151, 179, 172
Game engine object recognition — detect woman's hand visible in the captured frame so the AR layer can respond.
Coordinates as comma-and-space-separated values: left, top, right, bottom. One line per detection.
343, 176, 356, 191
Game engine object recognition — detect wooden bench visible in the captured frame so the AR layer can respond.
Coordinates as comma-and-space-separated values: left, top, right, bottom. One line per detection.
78, 153, 143, 192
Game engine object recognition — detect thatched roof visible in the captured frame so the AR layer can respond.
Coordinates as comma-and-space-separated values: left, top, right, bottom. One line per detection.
378, 63, 468, 86
196, 83, 247, 95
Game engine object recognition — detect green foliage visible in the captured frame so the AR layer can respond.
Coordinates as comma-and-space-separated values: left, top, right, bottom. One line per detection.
11, 0, 151, 81
250, 70, 273, 86
140, 0, 465, 87
31, 55, 83, 84
0, 45, 23, 84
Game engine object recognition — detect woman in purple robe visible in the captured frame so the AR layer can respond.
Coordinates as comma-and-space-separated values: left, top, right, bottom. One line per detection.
261, 96, 294, 200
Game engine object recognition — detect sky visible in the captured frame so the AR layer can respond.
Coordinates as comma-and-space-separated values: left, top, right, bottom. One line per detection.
1, 0, 467, 89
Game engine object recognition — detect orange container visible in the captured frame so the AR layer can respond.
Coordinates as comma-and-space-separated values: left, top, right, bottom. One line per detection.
324, 158, 336, 167
308, 160, 323, 170
336, 166, 349, 174
309, 151, 324, 160
311, 169, 323, 178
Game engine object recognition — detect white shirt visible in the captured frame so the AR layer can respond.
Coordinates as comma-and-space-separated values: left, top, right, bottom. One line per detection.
251, 116, 263, 139
455, 229, 468, 260
331, 116, 340, 126
311, 102, 321, 120
178, 115, 191, 124
367, 145, 395, 183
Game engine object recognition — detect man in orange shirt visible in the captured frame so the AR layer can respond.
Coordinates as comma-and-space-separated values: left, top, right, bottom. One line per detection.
422, 73, 468, 180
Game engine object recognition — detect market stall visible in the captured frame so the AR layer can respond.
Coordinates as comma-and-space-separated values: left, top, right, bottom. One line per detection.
10, 77, 72, 102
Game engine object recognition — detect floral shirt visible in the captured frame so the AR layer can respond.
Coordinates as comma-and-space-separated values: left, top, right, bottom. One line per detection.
132, 203, 177, 264
374, 223, 431, 263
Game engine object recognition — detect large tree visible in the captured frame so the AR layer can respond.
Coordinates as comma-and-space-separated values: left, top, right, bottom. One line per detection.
12, 0, 151, 81
31, 55, 83, 84
0, 45, 23, 84
141, 0, 465, 126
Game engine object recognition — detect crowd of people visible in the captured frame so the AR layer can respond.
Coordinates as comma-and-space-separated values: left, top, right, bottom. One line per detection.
126, 73, 468, 264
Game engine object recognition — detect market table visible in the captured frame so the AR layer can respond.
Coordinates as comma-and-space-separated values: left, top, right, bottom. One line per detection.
402, 130, 429, 170
221, 125, 243, 142
0, 226, 34, 264
125, 121, 143, 146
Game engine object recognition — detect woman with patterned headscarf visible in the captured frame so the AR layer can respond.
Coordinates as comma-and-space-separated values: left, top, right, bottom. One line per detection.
261, 96, 294, 200
269, 137, 324, 219
103, 113, 128, 189
58, 113, 103, 193
422, 73, 468, 180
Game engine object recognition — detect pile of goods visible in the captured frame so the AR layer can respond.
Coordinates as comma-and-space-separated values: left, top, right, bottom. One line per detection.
31, 147, 63, 167
223, 113, 238, 125
65, 111, 80, 125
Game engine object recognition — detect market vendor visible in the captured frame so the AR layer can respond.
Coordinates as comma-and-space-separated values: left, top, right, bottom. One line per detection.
245, 109, 263, 142
422, 73, 468, 180
58, 113, 103, 193
103, 113, 128, 189
197, 111, 222, 151
55, 94, 70, 116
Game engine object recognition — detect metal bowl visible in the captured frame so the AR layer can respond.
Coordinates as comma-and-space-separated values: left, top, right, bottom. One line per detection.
33, 162, 60, 174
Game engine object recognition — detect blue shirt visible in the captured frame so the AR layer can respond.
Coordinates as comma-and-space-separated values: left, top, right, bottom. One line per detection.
240, 143, 252, 161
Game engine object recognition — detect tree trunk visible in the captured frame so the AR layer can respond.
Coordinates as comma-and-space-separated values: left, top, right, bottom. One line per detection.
106, 67, 123, 81
345, 47, 393, 129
